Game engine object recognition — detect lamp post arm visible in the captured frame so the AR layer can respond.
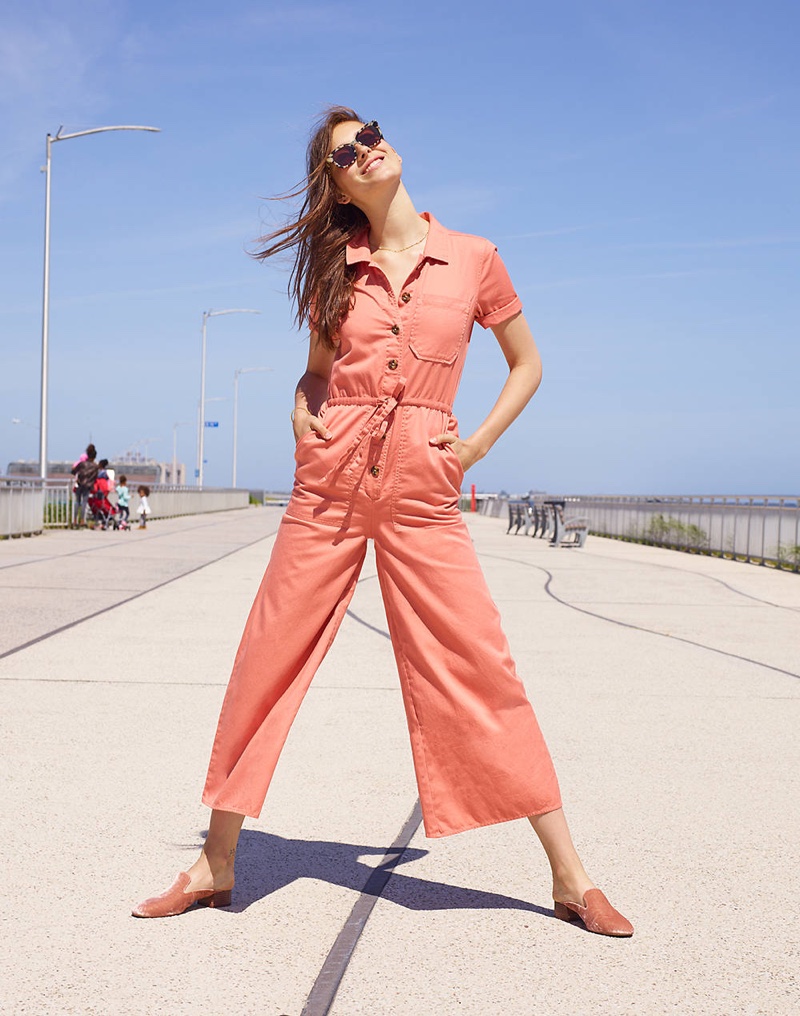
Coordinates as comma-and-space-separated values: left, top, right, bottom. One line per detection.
53, 125, 161, 143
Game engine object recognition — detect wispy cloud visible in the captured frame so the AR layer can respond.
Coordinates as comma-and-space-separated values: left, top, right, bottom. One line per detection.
496, 218, 645, 241
497, 225, 598, 240
616, 236, 799, 252
240, 3, 362, 33
523, 269, 720, 292
413, 184, 502, 218
0, 1, 123, 201
537, 95, 779, 168
0, 277, 254, 316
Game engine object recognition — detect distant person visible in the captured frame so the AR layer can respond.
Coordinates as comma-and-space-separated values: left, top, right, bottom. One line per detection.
133, 107, 632, 937
70, 444, 98, 528
116, 475, 130, 528
136, 485, 151, 529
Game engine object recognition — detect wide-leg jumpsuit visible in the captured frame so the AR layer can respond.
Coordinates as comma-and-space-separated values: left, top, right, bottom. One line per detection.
202, 213, 562, 837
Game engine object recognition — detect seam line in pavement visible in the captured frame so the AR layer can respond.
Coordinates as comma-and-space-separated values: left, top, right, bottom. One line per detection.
584, 546, 800, 613
0, 514, 254, 571
0, 527, 279, 662
345, 608, 392, 640
301, 800, 423, 1016
481, 553, 800, 682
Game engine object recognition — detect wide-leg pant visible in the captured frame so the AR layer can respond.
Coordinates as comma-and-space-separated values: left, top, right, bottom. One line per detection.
202, 510, 562, 837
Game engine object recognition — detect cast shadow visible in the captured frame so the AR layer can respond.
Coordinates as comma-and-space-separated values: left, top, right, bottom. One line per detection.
184, 828, 553, 921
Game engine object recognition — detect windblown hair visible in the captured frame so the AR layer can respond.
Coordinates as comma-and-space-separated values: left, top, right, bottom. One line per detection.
253, 106, 370, 349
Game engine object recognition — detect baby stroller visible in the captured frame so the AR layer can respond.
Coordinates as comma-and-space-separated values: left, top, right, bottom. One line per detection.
88, 477, 119, 530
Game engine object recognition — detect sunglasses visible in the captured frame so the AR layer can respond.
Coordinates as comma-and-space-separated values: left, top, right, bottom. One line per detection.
326, 121, 383, 169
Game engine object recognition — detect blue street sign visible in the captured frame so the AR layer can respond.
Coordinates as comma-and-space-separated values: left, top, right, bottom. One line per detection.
204, 420, 219, 428
194, 468, 200, 477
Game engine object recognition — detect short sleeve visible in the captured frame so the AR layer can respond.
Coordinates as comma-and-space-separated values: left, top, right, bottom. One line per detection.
474, 246, 523, 328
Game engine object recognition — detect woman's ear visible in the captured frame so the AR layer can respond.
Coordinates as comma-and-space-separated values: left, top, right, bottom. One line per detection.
336, 192, 351, 205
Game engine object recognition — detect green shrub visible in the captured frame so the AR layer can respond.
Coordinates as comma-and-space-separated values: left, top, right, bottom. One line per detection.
646, 514, 708, 549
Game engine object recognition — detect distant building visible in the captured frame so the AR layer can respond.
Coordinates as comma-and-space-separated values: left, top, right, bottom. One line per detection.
5, 458, 186, 485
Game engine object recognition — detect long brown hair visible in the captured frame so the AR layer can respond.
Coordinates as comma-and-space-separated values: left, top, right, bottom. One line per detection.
253, 106, 369, 349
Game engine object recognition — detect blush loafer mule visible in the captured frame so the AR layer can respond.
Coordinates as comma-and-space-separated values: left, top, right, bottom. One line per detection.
132, 871, 233, 919
553, 888, 634, 937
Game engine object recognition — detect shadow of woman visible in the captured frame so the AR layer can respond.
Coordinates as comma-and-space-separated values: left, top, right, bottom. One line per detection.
183, 828, 552, 920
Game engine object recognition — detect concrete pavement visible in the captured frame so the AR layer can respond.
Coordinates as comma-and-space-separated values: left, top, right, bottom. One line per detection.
1, 508, 798, 1015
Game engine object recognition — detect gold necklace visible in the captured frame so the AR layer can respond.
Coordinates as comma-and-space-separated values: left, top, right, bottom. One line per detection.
373, 229, 429, 253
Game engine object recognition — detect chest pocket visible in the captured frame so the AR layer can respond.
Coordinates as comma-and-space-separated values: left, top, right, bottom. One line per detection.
409, 292, 473, 365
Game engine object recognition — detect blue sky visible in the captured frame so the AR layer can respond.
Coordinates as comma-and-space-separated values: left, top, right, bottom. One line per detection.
1, 0, 797, 494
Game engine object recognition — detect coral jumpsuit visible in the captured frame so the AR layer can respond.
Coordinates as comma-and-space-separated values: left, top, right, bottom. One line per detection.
202, 213, 562, 837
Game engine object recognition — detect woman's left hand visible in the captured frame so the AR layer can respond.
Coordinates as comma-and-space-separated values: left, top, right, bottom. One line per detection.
428, 433, 481, 472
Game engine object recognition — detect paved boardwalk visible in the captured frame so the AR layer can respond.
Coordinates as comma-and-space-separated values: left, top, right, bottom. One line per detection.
2, 509, 798, 1016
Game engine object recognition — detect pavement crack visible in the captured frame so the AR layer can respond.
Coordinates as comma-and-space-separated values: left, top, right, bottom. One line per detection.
300, 800, 423, 1016
0, 527, 278, 661
584, 546, 800, 613
480, 552, 800, 683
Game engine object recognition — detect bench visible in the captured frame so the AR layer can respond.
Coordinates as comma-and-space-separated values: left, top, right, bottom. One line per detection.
550, 504, 589, 548
532, 503, 551, 539
506, 501, 534, 535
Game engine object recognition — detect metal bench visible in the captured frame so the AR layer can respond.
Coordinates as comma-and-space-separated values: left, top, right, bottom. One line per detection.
506, 501, 534, 535
550, 503, 589, 547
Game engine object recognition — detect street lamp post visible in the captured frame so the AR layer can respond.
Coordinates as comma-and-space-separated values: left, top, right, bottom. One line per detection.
172, 420, 193, 485
197, 309, 260, 487
38, 124, 160, 480
232, 367, 273, 487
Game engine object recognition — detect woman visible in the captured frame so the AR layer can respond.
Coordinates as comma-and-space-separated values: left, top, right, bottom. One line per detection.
133, 107, 632, 937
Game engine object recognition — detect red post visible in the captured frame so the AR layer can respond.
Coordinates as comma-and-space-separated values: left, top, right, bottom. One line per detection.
470, 483, 477, 513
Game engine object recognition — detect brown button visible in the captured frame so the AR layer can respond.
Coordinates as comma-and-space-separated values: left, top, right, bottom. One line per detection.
388, 358, 399, 370
390, 324, 400, 335
370, 465, 380, 477
401, 292, 411, 303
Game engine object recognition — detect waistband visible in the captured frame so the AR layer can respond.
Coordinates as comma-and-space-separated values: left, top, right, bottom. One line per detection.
327, 394, 451, 413
323, 380, 450, 490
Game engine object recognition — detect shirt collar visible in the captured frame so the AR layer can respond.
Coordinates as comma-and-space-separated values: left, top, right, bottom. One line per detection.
345, 211, 451, 265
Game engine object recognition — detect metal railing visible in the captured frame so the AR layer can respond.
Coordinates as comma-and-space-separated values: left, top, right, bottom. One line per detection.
0, 478, 46, 537
472, 493, 800, 571
0, 479, 250, 534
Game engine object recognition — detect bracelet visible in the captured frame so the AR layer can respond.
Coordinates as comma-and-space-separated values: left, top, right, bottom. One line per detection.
290, 406, 313, 423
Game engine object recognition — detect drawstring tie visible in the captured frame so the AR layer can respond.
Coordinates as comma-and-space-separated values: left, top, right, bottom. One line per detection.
322, 378, 407, 490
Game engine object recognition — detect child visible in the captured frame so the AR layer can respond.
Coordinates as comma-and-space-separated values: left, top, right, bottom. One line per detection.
116, 475, 130, 528
137, 485, 151, 529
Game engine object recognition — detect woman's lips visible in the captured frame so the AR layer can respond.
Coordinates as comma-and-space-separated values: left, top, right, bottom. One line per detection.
362, 155, 385, 175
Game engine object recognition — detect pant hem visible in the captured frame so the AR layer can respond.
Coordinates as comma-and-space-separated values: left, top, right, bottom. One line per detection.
422, 799, 563, 839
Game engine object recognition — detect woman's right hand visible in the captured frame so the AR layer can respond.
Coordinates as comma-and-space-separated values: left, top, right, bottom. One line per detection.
292, 407, 332, 443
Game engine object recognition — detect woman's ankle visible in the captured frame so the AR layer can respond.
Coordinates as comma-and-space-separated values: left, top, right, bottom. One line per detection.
552, 868, 594, 903
202, 846, 236, 878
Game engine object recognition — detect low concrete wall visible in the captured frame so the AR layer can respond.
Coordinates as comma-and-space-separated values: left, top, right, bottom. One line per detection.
147, 487, 249, 519
0, 485, 45, 537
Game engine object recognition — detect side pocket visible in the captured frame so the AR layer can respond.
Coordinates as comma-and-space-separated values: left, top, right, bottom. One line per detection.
294, 429, 318, 458
444, 442, 465, 486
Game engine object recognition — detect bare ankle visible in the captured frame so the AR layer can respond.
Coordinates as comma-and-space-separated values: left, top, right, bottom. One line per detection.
552, 868, 594, 903
203, 845, 236, 873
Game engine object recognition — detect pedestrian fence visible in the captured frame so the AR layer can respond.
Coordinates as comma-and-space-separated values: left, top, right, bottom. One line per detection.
0, 479, 46, 537
471, 493, 800, 571
0, 479, 249, 537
